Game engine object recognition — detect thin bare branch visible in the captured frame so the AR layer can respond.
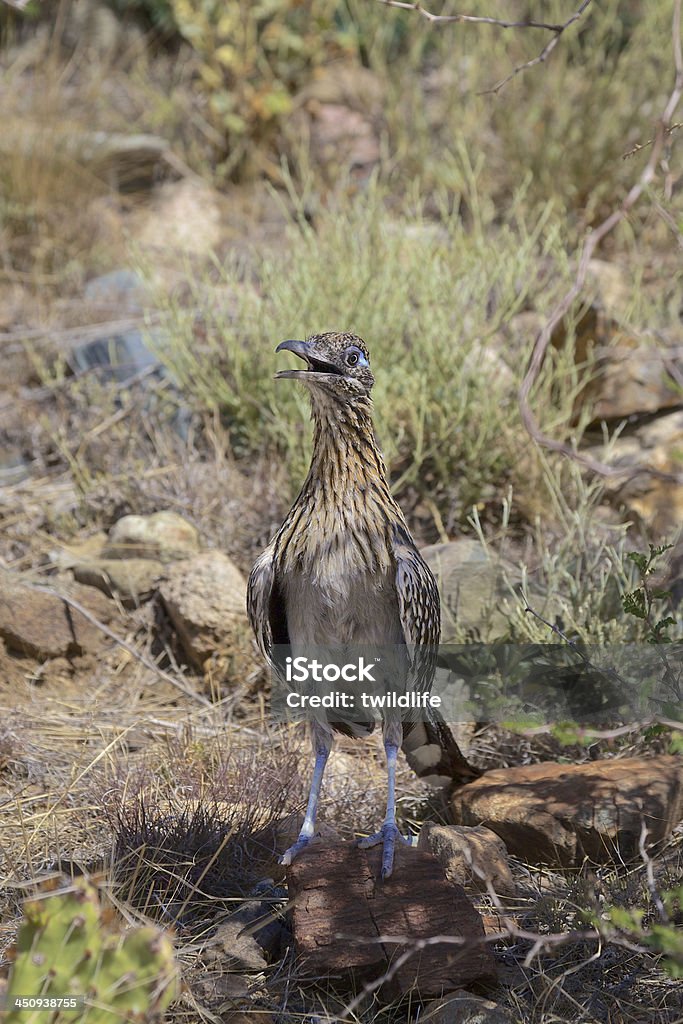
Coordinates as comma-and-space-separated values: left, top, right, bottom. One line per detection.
518, 0, 683, 485
376, 0, 587, 32
483, 30, 562, 95
337, 926, 600, 1019
622, 122, 683, 159
377, 0, 594, 93
639, 822, 669, 924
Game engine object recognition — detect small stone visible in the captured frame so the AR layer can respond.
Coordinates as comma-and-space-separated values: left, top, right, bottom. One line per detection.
71, 131, 168, 192
72, 558, 165, 604
84, 269, 148, 312
192, 973, 253, 1004
213, 917, 268, 972
286, 839, 496, 997
67, 329, 161, 384
423, 989, 517, 1024
104, 511, 199, 563
418, 822, 515, 896
451, 756, 683, 866
226, 882, 289, 961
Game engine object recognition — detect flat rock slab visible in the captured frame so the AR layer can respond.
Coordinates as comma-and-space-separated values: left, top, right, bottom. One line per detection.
286, 839, 496, 998
0, 576, 116, 659
451, 756, 683, 867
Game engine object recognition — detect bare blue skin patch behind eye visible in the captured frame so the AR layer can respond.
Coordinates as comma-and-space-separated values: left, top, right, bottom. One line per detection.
347, 346, 370, 367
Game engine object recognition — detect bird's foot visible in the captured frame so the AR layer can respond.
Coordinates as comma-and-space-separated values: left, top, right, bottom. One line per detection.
357, 822, 412, 879
279, 833, 317, 866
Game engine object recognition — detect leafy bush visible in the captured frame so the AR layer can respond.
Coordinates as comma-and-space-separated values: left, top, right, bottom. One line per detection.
148, 183, 581, 522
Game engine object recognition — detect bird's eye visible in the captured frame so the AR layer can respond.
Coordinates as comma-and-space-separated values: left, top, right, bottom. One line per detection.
345, 350, 359, 366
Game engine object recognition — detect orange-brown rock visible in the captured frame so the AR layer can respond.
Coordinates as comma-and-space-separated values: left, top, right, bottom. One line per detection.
0, 576, 115, 659
451, 757, 683, 866
286, 839, 496, 997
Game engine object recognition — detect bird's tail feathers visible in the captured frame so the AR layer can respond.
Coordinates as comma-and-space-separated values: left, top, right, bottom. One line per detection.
401, 714, 481, 791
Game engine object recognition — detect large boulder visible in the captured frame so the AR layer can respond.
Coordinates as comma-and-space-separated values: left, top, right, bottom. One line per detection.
451, 756, 683, 867
421, 539, 516, 641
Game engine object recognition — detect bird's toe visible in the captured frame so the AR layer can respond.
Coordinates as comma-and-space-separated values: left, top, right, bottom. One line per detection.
279, 834, 316, 866
357, 822, 411, 879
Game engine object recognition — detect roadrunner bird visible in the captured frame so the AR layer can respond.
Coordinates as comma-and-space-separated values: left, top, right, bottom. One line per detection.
247, 332, 480, 878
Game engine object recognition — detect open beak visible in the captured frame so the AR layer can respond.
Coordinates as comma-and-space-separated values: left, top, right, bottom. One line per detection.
274, 339, 340, 381
274, 340, 312, 379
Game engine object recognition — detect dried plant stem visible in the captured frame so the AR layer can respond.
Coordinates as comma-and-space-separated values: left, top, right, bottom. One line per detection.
518, 0, 683, 485
376, 0, 593, 93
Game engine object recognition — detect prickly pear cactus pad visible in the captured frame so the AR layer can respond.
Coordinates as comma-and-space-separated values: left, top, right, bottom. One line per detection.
5, 876, 180, 1023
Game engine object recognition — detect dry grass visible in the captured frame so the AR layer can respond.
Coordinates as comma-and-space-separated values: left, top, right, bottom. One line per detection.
0, 383, 681, 1022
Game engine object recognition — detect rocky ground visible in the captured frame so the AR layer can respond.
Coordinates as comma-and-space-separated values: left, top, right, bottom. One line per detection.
1, 6, 683, 1021
0, 487, 681, 1021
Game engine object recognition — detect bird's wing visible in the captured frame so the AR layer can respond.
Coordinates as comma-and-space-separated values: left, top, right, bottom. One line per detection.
391, 522, 440, 650
391, 522, 481, 788
246, 543, 289, 663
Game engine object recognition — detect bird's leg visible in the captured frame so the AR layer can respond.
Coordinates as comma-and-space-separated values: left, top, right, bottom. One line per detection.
279, 721, 332, 866
357, 721, 411, 879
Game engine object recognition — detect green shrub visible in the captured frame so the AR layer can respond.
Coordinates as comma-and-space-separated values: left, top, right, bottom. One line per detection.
148, 183, 582, 522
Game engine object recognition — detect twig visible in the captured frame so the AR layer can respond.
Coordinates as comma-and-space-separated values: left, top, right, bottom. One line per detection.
338, 924, 604, 1019
524, 604, 584, 654
0, 315, 162, 351
639, 821, 669, 924
26, 583, 212, 708
518, 0, 683, 485
376, 0, 593, 94
622, 122, 683, 159
524, 602, 630, 694
376, 0, 587, 32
